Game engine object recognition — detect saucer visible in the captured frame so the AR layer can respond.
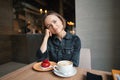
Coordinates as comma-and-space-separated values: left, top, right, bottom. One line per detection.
53, 67, 77, 77
32, 61, 56, 71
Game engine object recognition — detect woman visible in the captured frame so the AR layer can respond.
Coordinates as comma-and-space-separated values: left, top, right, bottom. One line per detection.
36, 11, 81, 67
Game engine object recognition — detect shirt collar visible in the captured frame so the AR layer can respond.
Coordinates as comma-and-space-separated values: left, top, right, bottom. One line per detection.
52, 32, 72, 40
64, 32, 72, 39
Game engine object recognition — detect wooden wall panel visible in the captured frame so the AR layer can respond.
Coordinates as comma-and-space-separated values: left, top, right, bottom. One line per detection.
0, 0, 13, 64
0, 35, 12, 64
0, 0, 13, 34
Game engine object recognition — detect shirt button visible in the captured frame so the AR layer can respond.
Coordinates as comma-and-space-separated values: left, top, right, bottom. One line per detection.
68, 51, 71, 54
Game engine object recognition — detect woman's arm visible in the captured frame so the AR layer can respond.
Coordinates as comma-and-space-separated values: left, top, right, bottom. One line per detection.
40, 29, 52, 53
40, 36, 49, 53
36, 29, 52, 61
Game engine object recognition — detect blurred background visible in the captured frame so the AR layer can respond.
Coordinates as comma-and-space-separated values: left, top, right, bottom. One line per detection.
13, 0, 75, 34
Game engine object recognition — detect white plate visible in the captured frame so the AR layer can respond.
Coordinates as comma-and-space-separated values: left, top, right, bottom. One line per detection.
53, 67, 77, 77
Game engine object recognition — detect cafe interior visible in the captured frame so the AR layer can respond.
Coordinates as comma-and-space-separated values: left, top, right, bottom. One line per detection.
0, 0, 120, 79
0, 0, 76, 77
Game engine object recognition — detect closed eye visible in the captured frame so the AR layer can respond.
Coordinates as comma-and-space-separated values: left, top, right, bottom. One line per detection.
53, 20, 56, 24
46, 20, 56, 29
46, 24, 52, 29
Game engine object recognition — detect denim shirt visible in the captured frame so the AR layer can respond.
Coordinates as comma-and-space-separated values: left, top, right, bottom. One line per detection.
36, 32, 81, 67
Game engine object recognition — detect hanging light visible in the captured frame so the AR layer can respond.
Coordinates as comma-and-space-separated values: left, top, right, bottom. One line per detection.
44, 10, 47, 14
67, 21, 74, 26
39, 8, 43, 14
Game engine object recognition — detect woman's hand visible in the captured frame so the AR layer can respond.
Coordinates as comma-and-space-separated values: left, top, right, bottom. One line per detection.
45, 29, 52, 39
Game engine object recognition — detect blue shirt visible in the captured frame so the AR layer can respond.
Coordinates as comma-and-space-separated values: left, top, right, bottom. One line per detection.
36, 32, 81, 67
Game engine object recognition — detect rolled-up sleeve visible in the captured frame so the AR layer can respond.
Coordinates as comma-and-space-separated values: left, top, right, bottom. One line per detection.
36, 49, 48, 62
71, 36, 81, 67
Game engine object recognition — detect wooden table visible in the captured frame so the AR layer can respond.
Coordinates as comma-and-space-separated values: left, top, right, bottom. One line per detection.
0, 62, 113, 80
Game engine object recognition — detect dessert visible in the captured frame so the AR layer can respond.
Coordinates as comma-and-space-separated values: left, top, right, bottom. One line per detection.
41, 59, 50, 68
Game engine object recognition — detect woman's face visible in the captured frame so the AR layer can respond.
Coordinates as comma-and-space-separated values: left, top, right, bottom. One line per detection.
44, 14, 64, 34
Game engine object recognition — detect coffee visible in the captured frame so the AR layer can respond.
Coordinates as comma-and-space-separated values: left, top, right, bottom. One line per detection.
53, 60, 73, 75
58, 61, 72, 66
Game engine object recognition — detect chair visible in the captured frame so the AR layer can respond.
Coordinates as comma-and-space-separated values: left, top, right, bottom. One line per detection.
79, 48, 92, 69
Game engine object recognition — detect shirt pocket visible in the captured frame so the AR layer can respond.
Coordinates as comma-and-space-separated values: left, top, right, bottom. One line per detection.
64, 48, 73, 54
63, 47, 74, 59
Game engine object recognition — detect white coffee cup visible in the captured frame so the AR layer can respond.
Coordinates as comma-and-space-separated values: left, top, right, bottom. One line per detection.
53, 60, 74, 75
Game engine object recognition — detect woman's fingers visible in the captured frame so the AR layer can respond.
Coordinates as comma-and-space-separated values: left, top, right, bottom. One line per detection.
45, 29, 52, 37
49, 31, 52, 37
